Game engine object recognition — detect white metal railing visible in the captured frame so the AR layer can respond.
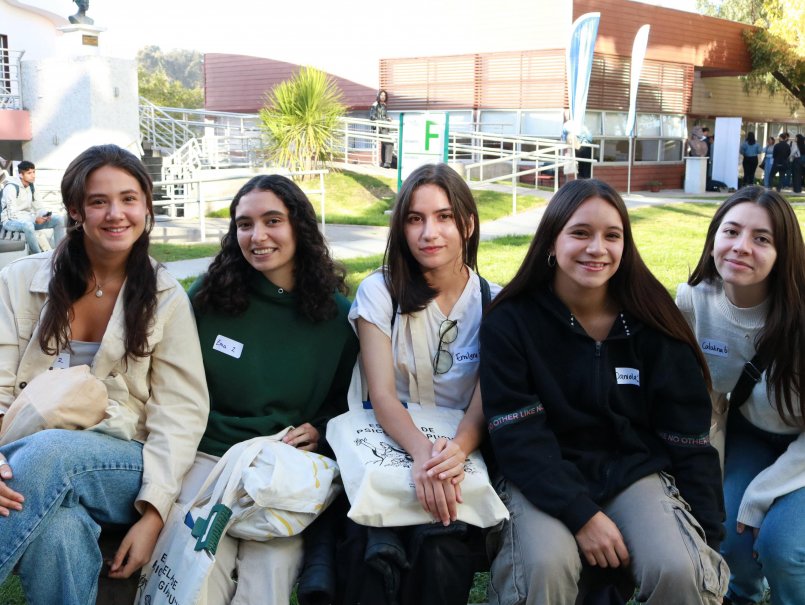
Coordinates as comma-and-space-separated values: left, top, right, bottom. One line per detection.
0, 49, 24, 110
152, 169, 328, 241
140, 105, 597, 214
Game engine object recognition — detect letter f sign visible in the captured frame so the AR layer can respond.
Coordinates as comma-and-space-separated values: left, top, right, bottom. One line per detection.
424, 120, 439, 151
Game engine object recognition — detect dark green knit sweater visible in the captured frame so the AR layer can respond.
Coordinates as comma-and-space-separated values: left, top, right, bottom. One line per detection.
189, 274, 359, 457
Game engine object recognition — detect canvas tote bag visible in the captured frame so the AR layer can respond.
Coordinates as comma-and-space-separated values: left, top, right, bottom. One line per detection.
327, 311, 508, 528
136, 439, 264, 605
0, 365, 108, 446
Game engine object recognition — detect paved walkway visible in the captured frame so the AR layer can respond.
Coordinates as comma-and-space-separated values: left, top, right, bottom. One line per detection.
160, 187, 728, 280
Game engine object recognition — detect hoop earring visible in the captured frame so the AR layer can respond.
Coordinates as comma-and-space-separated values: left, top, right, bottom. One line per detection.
75, 222, 83, 231
547, 253, 556, 268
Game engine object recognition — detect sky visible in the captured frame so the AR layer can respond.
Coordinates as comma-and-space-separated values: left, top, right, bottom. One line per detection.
22, 0, 703, 85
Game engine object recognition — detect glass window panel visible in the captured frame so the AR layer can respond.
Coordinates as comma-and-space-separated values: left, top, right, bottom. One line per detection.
522, 111, 563, 137
636, 114, 661, 137
660, 140, 682, 161
584, 112, 602, 137
603, 140, 629, 162
661, 115, 685, 138
635, 139, 660, 161
603, 112, 628, 137
447, 111, 473, 133
479, 111, 516, 135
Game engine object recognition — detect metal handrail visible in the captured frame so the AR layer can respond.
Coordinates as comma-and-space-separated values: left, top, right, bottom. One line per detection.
152, 169, 329, 241
0, 49, 25, 110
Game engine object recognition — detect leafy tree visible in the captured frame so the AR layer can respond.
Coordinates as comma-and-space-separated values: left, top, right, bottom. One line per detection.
136, 46, 204, 108
138, 67, 204, 108
259, 67, 346, 175
136, 45, 203, 88
697, 0, 805, 109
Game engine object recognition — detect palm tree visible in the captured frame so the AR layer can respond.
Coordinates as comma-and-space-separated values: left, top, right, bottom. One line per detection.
260, 66, 346, 175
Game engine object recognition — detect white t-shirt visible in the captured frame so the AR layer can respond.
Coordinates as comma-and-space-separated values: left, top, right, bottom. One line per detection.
349, 269, 500, 411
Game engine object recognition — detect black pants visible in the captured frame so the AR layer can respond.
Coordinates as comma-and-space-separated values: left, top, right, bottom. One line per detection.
793, 159, 803, 193
742, 156, 758, 187
770, 161, 788, 191
336, 520, 484, 605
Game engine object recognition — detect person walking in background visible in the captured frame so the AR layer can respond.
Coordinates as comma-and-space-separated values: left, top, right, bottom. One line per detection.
1, 161, 65, 254
739, 132, 761, 187
369, 89, 394, 168
763, 137, 775, 188
769, 134, 790, 192
791, 134, 804, 194
678, 186, 805, 605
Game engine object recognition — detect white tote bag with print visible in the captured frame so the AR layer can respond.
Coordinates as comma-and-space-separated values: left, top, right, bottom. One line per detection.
326, 312, 508, 528
135, 439, 264, 605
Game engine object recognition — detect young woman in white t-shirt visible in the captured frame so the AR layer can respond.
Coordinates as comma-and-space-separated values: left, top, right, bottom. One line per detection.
345, 162, 497, 605
678, 186, 805, 605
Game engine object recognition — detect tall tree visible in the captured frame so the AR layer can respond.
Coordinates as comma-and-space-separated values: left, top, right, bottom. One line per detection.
697, 0, 805, 109
136, 46, 204, 108
259, 67, 346, 175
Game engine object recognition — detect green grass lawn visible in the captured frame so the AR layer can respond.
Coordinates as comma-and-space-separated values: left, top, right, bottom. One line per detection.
206, 169, 546, 226
156, 202, 805, 300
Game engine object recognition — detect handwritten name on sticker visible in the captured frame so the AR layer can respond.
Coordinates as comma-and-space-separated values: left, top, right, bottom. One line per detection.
453, 348, 480, 364
213, 334, 244, 359
52, 353, 70, 369
615, 367, 640, 386
700, 339, 728, 358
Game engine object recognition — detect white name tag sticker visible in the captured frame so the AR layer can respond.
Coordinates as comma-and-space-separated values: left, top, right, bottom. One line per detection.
453, 347, 480, 365
701, 339, 729, 358
52, 353, 70, 369
615, 367, 640, 386
213, 335, 243, 359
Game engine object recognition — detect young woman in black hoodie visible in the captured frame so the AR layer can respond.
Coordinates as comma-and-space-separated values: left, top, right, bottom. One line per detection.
480, 179, 727, 605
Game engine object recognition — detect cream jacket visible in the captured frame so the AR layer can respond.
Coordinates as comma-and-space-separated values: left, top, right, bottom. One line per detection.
0, 253, 209, 521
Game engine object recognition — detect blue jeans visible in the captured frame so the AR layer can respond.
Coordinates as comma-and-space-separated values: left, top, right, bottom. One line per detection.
3, 214, 65, 254
722, 411, 804, 605
0, 430, 143, 605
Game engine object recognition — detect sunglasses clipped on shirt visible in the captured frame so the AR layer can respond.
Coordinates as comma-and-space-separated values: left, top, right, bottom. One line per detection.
433, 319, 458, 374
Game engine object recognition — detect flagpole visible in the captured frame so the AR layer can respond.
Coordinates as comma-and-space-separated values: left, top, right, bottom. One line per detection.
627, 135, 633, 194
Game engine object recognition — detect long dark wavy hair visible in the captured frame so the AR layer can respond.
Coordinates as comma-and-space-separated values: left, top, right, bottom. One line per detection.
490, 179, 710, 381
193, 174, 347, 321
39, 144, 157, 360
689, 186, 805, 425
384, 163, 479, 314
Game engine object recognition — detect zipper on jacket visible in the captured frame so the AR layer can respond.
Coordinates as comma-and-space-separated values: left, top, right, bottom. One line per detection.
594, 341, 602, 409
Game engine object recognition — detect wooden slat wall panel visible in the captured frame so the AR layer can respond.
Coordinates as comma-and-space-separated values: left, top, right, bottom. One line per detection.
574, 0, 753, 72
381, 50, 565, 111
588, 54, 692, 113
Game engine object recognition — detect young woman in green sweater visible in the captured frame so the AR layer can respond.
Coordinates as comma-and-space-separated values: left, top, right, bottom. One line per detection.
183, 174, 359, 605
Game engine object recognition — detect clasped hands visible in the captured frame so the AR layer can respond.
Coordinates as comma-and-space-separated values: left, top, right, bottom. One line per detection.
412, 437, 467, 526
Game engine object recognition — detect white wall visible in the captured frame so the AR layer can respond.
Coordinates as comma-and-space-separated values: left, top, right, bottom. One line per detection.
21, 54, 140, 169
0, 0, 66, 60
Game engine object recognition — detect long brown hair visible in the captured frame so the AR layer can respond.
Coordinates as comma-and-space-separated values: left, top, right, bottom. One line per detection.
490, 179, 710, 382
38, 144, 157, 360
689, 186, 805, 425
192, 174, 347, 321
384, 163, 479, 314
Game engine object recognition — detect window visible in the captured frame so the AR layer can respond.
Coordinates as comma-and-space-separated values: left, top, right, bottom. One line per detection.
589, 110, 685, 164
